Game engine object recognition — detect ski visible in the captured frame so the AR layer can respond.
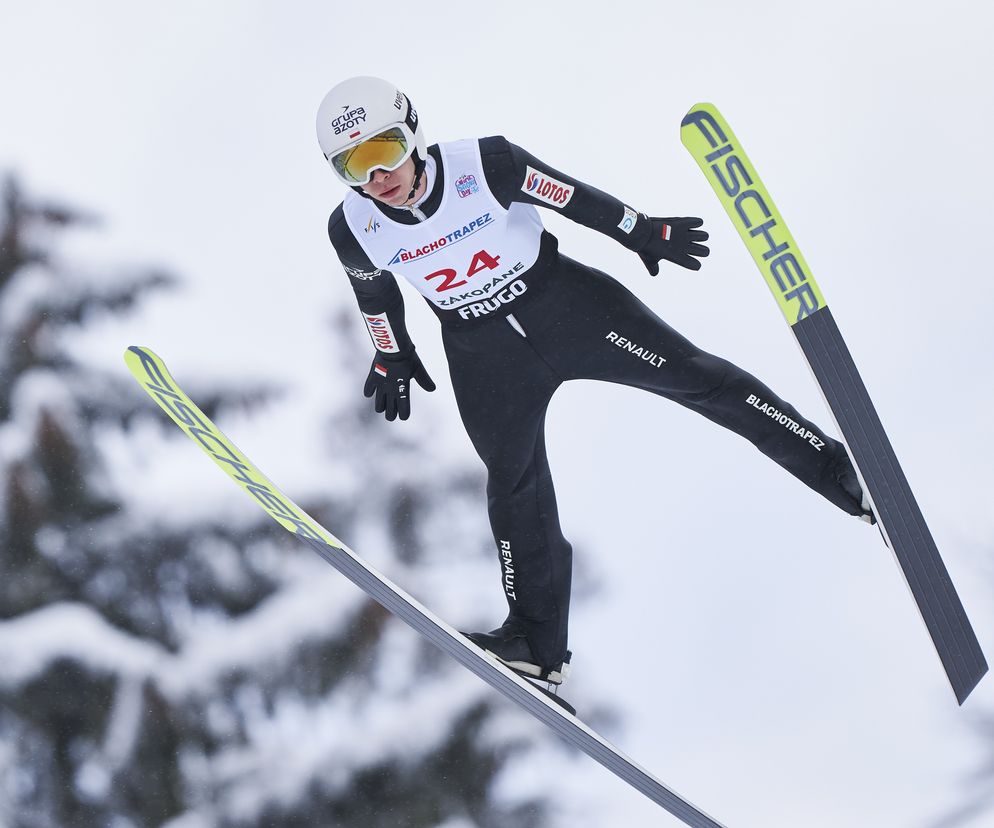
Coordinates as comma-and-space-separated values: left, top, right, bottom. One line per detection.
680, 103, 987, 705
124, 345, 728, 828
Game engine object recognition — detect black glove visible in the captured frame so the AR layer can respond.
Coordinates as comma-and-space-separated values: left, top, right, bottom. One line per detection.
638, 216, 710, 275
363, 350, 436, 421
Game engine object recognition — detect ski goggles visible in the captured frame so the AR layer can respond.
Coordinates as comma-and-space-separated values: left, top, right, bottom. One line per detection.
328, 124, 415, 186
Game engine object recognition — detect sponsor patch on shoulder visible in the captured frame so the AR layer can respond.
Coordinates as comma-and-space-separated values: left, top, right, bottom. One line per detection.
618, 206, 638, 234
521, 165, 574, 208
344, 265, 382, 281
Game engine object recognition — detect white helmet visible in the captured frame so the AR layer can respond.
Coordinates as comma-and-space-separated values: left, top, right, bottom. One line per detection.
316, 76, 427, 188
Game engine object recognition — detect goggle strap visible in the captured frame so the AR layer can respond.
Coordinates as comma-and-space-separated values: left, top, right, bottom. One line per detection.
402, 94, 419, 139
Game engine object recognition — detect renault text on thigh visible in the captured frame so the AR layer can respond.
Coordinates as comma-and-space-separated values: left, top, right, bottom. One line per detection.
605, 331, 666, 367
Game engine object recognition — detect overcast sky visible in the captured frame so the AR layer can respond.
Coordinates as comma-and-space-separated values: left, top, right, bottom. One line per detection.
3, 2, 993, 826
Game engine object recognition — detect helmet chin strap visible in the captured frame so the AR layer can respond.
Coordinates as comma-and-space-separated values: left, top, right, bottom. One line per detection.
404, 152, 427, 203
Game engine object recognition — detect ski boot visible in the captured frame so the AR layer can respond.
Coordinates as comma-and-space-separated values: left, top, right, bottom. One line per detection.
464, 624, 571, 685
831, 454, 876, 525
463, 623, 574, 714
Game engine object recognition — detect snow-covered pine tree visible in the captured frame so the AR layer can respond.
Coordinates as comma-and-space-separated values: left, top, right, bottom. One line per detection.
0, 175, 564, 828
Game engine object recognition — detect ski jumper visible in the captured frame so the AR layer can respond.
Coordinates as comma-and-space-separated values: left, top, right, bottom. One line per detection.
328, 137, 862, 671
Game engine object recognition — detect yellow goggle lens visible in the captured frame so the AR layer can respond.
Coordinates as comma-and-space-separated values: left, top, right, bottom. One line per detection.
332, 127, 410, 184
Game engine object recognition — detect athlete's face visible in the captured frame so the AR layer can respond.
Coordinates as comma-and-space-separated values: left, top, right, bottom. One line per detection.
361, 157, 419, 207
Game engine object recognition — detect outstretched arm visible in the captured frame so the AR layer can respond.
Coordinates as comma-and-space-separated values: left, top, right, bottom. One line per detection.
479, 136, 708, 273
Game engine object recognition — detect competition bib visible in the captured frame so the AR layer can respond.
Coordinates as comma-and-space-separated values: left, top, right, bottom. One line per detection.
343, 140, 544, 320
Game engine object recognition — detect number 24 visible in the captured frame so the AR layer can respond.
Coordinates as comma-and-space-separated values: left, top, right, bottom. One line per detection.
424, 250, 501, 292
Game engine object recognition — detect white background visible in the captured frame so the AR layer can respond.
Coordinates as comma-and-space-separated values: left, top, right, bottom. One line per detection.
3, 2, 992, 826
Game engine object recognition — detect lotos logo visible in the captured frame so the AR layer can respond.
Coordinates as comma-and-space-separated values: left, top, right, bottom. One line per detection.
363, 313, 400, 353
521, 166, 574, 208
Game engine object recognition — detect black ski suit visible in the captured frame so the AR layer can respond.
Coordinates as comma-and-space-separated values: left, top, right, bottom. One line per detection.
328, 137, 863, 671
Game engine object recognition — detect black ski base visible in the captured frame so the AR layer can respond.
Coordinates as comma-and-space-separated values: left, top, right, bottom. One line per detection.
794, 308, 988, 704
